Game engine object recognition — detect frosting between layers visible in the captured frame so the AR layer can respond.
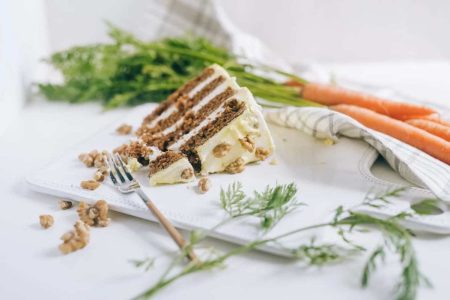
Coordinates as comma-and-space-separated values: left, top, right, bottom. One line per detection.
149, 157, 194, 185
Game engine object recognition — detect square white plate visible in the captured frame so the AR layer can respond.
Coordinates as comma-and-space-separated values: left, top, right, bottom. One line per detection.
27, 104, 450, 256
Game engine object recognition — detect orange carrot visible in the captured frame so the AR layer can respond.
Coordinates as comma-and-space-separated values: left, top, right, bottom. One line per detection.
406, 119, 450, 142
331, 104, 450, 165
420, 114, 450, 127
394, 113, 435, 121
302, 82, 436, 119
396, 113, 450, 127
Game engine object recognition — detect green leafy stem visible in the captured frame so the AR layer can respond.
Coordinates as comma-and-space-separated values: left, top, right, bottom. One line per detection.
132, 183, 429, 300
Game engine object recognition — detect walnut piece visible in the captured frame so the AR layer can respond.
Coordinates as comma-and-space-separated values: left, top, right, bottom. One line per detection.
94, 170, 105, 182
59, 220, 90, 254
80, 180, 101, 190
77, 200, 110, 227
116, 123, 132, 135
198, 177, 211, 193
255, 147, 271, 161
59, 200, 73, 210
225, 158, 245, 174
39, 215, 54, 229
78, 150, 106, 168
181, 168, 194, 180
239, 136, 255, 152
213, 143, 231, 158
78, 153, 94, 167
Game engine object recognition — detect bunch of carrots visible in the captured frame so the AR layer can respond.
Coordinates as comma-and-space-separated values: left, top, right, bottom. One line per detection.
287, 80, 450, 165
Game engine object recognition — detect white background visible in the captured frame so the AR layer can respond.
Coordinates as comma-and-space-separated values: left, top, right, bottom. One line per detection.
45, 0, 450, 61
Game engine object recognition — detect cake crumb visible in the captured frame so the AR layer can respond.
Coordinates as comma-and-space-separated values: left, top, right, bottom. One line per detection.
213, 143, 231, 158
116, 124, 133, 135
80, 180, 101, 190
59, 200, 73, 210
39, 215, 54, 229
59, 220, 90, 254
322, 138, 335, 146
127, 158, 142, 172
198, 177, 211, 193
225, 158, 245, 174
77, 200, 110, 227
181, 168, 194, 180
269, 158, 278, 165
239, 136, 255, 152
255, 147, 271, 161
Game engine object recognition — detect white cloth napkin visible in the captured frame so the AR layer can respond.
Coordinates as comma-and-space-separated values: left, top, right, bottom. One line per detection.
141, 0, 450, 201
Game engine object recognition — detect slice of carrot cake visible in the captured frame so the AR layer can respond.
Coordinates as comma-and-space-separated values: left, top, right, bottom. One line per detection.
120, 64, 274, 185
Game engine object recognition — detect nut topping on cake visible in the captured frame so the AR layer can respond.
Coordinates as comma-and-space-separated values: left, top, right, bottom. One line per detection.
255, 147, 271, 161
213, 143, 231, 158
225, 158, 245, 174
181, 168, 194, 180
239, 135, 255, 152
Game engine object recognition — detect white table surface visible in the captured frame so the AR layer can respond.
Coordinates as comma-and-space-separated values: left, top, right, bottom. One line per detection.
1, 61, 449, 300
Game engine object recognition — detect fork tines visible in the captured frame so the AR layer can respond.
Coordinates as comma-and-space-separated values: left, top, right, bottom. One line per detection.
104, 152, 136, 186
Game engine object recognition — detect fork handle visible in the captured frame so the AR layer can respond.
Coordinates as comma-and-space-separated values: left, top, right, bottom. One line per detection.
136, 189, 198, 262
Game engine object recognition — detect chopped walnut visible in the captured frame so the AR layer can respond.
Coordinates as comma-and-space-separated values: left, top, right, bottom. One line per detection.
93, 165, 107, 182
181, 168, 194, 180
59, 220, 90, 254
93, 171, 105, 182
255, 147, 271, 161
78, 150, 106, 168
80, 180, 101, 190
94, 155, 105, 168
77, 200, 110, 227
198, 177, 211, 193
116, 123, 132, 135
225, 158, 245, 174
78, 153, 94, 167
239, 136, 255, 152
39, 215, 54, 229
59, 200, 73, 210
213, 143, 231, 158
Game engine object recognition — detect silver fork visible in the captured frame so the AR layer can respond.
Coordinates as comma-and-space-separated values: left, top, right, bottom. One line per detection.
104, 152, 197, 262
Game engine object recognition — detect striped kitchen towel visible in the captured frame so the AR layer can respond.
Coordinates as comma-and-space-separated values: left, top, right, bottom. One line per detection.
265, 107, 450, 201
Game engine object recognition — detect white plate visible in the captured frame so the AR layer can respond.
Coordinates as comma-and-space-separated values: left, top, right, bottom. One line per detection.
27, 104, 450, 257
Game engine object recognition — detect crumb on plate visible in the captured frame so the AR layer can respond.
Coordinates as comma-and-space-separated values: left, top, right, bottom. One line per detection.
116, 124, 133, 135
